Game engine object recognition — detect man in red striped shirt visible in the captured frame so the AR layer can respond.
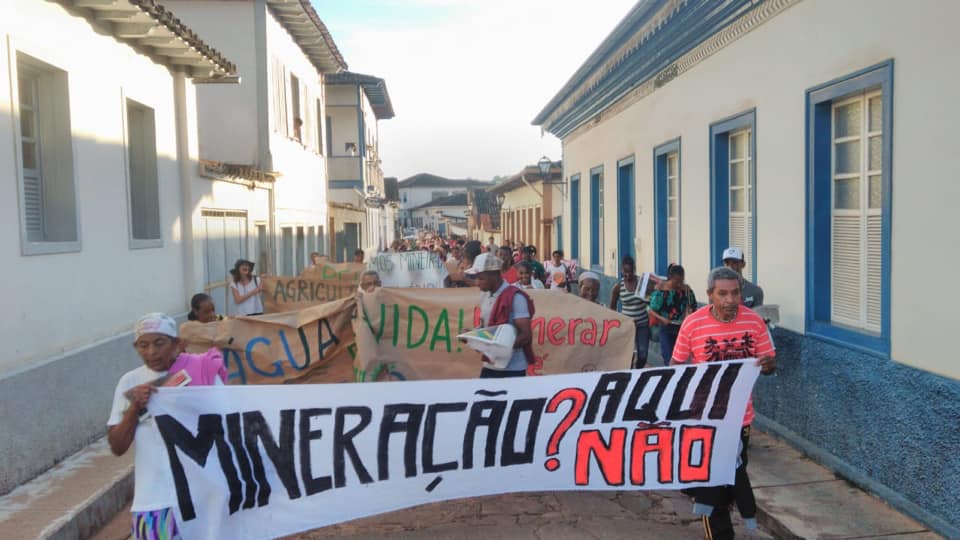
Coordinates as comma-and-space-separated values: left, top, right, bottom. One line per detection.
672, 266, 777, 540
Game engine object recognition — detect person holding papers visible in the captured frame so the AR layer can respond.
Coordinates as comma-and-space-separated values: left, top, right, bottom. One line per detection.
464, 253, 535, 378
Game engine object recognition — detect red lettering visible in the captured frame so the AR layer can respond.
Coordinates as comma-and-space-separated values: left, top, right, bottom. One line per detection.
599, 319, 621, 346
679, 425, 715, 483
579, 318, 598, 345
547, 318, 566, 346
531, 317, 546, 345
630, 427, 674, 485
574, 429, 626, 486
568, 319, 583, 344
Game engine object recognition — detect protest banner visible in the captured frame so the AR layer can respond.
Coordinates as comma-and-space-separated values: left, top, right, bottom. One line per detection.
354, 288, 635, 381
261, 262, 365, 313
180, 298, 357, 385
149, 360, 761, 539
367, 251, 449, 288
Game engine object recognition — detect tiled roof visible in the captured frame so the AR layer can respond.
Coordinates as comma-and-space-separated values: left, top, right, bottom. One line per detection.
399, 173, 493, 189
411, 193, 468, 210
326, 72, 395, 119
487, 163, 562, 194
52, 0, 236, 78
267, 0, 347, 73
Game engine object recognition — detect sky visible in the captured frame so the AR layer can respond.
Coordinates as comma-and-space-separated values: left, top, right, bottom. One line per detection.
311, 0, 637, 181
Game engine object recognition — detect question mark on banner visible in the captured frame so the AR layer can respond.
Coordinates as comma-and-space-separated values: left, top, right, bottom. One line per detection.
544, 387, 588, 471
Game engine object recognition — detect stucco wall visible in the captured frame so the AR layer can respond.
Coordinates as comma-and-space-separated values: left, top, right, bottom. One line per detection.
2, 1, 189, 375
560, 0, 960, 380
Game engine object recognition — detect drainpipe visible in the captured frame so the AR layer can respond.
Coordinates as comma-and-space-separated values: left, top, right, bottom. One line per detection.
173, 71, 197, 299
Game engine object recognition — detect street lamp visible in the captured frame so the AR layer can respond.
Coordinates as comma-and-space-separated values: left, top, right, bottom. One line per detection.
537, 156, 552, 178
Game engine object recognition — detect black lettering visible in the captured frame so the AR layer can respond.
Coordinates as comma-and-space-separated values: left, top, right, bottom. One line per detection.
462, 400, 506, 469
298, 408, 333, 496
666, 364, 722, 421
708, 362, 743, 419
623, 368, 675, 422
500, 398, 546, 466
226, 412, 257, 509
422, 402, 467, 474
377, 404, 425, 480
242, 410, 301, 505
334, 406, 374, 487
155, 414, 241, 521
317, 318, 340, 359
584, 372, 631, 424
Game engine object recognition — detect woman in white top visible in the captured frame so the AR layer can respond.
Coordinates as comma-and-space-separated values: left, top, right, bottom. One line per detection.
229, 259, 264, 316
513, 261, 545, 290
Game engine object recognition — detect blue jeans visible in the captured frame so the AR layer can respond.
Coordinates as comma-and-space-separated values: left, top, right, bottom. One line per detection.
659, 324, 681, 366
633, 322, 651, 369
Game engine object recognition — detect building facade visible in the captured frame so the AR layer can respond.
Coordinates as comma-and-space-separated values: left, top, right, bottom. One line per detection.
398, 173, 492, 231
488, 163, 563, 255
170, 0, 346, 282
1, 0, 234, 494
324, 71, 395, 260
534, 1, 960, 535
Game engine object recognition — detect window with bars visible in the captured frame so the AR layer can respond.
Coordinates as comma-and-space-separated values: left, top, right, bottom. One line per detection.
806, 60, 892, 355
125, 99, 161, 246
15, 53, 78, 254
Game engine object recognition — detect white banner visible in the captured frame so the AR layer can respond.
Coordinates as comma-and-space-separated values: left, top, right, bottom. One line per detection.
149, 360, 760, 539
366, 252, 449, 288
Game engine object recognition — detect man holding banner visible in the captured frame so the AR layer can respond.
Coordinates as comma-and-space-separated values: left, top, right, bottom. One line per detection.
672, 266, 777, 540
466, 252, 534, 378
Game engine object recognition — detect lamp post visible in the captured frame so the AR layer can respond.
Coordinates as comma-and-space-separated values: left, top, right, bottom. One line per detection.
537, 155, 552, 178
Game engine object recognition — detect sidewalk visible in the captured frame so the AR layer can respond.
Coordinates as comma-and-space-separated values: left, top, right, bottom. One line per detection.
0, 430, 941, 539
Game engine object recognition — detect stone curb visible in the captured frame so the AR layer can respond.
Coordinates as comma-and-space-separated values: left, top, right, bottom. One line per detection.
42, 466, 133, 540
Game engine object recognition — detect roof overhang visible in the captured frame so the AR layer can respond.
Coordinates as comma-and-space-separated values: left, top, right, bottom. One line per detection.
266, 0, 347, 73
488, 165, 562, 194
51, 0, 236, 80
326, 71, 395, 119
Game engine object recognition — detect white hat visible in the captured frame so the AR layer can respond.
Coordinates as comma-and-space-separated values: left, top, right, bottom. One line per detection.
722, 247, 744, 261
466, 252, 503, 275
134, 312, 178, 339
578, 271, 601, 284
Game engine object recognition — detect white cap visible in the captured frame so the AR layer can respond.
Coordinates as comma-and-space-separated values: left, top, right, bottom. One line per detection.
465, 252, 503, 275
134, 313, 178, 339
722, 247, 744, 261
578, 271, 601, 284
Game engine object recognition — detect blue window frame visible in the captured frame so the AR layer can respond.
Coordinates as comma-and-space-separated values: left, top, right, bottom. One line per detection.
589, 165, 604, 270
805, 60, 893, 356
555, 215, 563, 256
654, 138, 681, 275
710, 109, 757, 280
617, 156, 636, 264
569, 174, 580, 260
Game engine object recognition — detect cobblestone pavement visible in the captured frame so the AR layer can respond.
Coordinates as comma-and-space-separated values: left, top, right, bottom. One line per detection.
286, 490, 771, 540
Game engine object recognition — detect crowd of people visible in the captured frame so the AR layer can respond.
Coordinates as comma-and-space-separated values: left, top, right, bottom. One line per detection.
108, 229, 773, 540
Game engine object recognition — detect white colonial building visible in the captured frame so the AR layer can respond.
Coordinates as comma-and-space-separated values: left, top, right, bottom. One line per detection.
534, 1, 960, 536
398, 173, 492, 231
1, 0, 234, 495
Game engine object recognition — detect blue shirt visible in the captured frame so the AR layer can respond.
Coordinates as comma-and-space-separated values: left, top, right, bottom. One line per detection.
479, 281, 531, 371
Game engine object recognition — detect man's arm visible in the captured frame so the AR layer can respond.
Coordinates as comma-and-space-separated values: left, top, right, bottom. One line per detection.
608, 283, 621, 310
513, 317, 532, 349
107, 384, 155, 456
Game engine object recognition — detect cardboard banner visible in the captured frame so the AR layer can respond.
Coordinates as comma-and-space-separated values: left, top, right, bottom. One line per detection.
149, 360, 760, 539
261, 262, 365, 313
355, 288, 635, 381
180, 298, 358, 385
367, 252, 449, 288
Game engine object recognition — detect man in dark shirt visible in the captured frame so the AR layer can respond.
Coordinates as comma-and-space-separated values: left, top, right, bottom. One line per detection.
722, 247, 764, 308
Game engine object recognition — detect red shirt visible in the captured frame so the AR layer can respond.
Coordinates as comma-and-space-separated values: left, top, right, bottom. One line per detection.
672, 305, 775, 426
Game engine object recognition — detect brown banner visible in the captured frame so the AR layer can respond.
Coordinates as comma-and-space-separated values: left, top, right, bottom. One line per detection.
180, 297, 358, 385
354, 288, 635, 381
261, 262, 365, 313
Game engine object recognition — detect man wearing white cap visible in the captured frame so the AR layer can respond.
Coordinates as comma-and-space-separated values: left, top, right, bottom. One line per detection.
721, 247, 764, 308
578, 272, 602, 303
465, 253, 535, 378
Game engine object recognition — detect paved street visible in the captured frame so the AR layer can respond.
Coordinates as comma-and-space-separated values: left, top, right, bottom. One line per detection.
284, 491, 767, 540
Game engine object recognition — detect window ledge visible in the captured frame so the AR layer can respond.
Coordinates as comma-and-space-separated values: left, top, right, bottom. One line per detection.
806, 320, 890, 359
21, 240, 81, 256
129, 238, 164, 250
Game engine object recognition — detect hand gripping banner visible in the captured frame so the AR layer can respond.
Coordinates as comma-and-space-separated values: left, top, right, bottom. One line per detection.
149, 360, 760, 539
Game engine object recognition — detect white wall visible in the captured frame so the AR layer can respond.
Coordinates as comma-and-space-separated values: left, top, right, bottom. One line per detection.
327, 86, 358, 158
1, 1, 191, 374
165, 1, 260, 165
560, 0, 960, 379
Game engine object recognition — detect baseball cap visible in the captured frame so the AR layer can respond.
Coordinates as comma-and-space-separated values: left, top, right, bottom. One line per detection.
465, 252, 503, 275
722, 247, 744, 261
134, 312, 178, 340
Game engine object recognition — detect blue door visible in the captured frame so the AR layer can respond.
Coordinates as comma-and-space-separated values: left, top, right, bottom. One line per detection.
617, 157, 635, 264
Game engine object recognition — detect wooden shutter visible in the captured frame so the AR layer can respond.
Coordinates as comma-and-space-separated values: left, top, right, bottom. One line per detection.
831, 213, 862, 325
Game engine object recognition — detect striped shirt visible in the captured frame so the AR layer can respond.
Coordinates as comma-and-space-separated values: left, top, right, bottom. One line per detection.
672, 305, 776, 426
618, 279, 649, 325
